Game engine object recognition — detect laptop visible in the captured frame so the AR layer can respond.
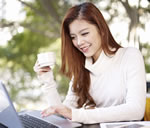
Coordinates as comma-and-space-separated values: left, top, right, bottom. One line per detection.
0, 81, 82, 128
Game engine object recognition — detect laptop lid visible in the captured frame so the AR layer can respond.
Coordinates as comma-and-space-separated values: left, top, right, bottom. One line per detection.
0, 81, 81, 128
0, 81, 23, 128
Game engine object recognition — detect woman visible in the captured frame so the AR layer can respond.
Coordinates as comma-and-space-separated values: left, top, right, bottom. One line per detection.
34, 2, 146, 124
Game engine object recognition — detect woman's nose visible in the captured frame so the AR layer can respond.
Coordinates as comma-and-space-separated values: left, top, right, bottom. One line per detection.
77, 38, 84, 46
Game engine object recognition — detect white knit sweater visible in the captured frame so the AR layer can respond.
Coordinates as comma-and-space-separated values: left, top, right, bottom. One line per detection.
38, 47, 146, 124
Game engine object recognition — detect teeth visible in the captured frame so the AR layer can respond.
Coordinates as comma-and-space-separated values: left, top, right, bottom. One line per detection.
81, 45, 89, 49
81, 45, 90, 52
83, 47, 88, 50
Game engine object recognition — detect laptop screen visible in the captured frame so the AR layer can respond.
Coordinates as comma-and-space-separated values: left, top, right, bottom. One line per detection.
0, 81, 23, 128
0, 86, 9, 113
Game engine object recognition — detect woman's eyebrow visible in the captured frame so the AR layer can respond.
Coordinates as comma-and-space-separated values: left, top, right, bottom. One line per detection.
70, 28, 89, 35
79, 28, 89, 33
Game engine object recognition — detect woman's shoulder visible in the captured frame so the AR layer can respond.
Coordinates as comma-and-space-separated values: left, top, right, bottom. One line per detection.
118, 47, 144, 67
119, 47, 142, 57
114, 47, 143, 65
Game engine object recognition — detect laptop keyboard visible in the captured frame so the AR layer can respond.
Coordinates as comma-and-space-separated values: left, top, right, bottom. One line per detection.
19, 114, 59, 128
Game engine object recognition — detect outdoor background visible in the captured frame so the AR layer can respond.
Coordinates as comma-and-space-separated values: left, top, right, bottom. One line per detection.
0, 0, 150, 111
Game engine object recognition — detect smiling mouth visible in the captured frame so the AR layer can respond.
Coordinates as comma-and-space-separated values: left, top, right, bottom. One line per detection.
80, 45, 91, 53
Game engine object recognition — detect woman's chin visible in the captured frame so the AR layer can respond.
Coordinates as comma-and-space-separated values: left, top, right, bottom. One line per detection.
83, 53, 93, 58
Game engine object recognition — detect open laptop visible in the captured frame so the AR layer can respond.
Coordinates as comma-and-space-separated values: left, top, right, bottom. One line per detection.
0, 81, 81, 128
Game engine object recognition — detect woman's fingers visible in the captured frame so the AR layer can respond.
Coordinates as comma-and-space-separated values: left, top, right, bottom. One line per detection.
41, 107, 56, 117
38, 66, 51, 72
41, 105, 72, 119
33, 60, 51, 75
33, 60, 40, 72
37, 66, 51, 75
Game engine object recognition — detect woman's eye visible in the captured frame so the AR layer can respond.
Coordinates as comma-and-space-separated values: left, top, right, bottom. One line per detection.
71, 36, 75, 40
81, 32, 89, 36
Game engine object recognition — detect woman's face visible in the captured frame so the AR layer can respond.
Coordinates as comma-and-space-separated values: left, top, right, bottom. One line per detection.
69, 19, 102, 62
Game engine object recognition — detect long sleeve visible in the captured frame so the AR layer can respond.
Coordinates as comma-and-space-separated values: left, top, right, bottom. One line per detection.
71, 48, 146, 124
38, 71, 62, 106
63, 79, 78, 108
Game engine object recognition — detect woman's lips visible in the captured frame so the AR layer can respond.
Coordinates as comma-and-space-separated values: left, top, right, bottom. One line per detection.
80, 45, 91, 53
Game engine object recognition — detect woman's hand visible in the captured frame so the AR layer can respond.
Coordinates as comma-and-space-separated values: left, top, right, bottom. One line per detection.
41, 105, 72, 120
33, 61, 55, 85
33, 61, 51, 75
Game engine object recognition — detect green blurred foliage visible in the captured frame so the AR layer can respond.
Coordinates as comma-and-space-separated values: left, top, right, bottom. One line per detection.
0, 0, 72, 109
140, 43, 150, 73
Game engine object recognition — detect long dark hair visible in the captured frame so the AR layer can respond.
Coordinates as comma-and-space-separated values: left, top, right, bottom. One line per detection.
60, 2, 121, 108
